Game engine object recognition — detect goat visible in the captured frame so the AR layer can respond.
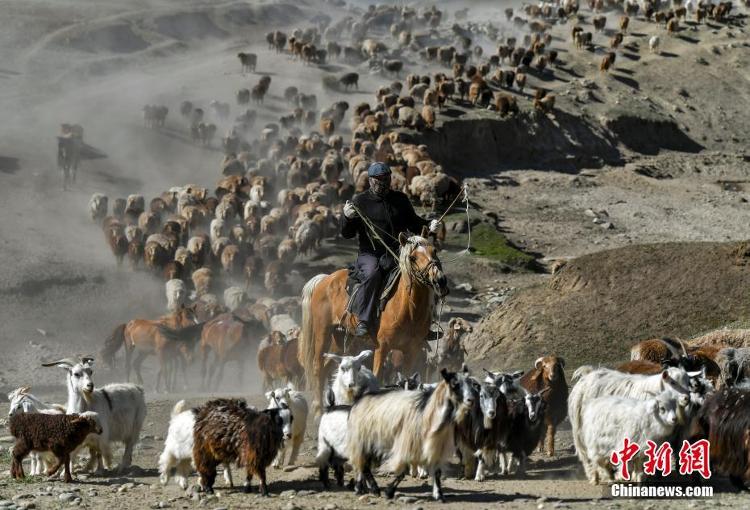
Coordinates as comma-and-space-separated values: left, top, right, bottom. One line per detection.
158, 400, 233, 489
10, 412, 102, 482
7, 387, 65, 475
630, 336, 685, 362
316, 388, 350, 489
265, 384, 309, 467
346, 368, 475, 501
519, 356, 568, 456
484, 369, 527, 400
649, 35, 661, 54
577, 391, 687, 484
193, 398, 292, 495
89, 193, 108, 223
690, 387, 750, 489
714, 347, 750, 387
166, 279, 187, 313
498, 389, 549, 476
42, 357, 146, 474
568, 367, 696, 470
323, 350, 379, 405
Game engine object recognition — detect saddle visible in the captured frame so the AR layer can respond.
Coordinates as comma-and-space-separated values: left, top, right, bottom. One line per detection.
341, 263, 400, 339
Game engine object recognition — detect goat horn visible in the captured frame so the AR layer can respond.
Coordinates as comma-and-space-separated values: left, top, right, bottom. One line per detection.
534, 357, 544, 370
41, 358, 78, 368
678, 339, 688, 356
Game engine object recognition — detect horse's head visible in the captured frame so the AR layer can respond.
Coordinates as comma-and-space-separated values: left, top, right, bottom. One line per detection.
398, 232, 449, 298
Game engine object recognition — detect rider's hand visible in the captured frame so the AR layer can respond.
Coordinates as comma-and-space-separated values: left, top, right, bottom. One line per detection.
343, 200, 356, 219
429, 219, 441, 233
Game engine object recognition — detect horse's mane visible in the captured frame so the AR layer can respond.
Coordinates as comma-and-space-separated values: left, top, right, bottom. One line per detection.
398, 235, 429, 281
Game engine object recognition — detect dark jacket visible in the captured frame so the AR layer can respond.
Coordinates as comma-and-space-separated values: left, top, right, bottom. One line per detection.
341, 189, 429, 257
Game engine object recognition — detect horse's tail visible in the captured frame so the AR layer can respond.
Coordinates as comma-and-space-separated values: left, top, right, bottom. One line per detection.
300, 274, 328, 391
101, 323, 126, 369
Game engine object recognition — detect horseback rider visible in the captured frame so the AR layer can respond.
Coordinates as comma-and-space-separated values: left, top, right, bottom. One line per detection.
341, 162, 442, 337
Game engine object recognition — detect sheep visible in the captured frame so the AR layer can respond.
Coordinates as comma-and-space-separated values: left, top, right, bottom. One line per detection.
166, 279, 187, 313
265, 384, 309, 467
519, 356, 568, 456
577, 391, 687, 484
691, 387, 750, 489
192, 267, 213, 298
339, 72, 359, 90
223, 286, 247, 311
7, 388, 65, 475
193, 398, 293, 495
568, 366, 696, 471
346, 368, 475, 501
630, 336, 685, 362
600, 52, 616, 73
89, 193, 108, 223
158, 400, 234, 489
315, 389, 350, 489
323, 350, 380, 405
42, 357, 146, 474
10, 412, 102, 482
649, 35, 661, 54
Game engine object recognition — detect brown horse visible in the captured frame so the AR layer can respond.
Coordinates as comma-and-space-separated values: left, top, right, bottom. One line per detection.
100, 306, 201, 392
199, 311, 267, 389
298, 232, 448, 412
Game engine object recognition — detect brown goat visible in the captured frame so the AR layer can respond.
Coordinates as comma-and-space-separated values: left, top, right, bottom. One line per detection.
10, 412, 102, 482
630, 336, 686, 363
519, 356, 568, 456
600, 52, 616, 73
193, 398, 291, 495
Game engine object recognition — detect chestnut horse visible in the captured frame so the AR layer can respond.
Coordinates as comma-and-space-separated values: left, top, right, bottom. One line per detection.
199, 311, 267, 389
100, 306, 201, 392
298, 232, 449, 412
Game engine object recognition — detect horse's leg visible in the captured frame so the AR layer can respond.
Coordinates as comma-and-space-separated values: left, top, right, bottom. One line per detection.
213, 359, 226, 390
372, 345, 387, 378
124, 345, 133, 382
132, 351, 148, 386
200, 347, 209, 390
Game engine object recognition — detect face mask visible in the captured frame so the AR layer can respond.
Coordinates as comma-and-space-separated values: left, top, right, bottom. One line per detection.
369, 176, 391, 197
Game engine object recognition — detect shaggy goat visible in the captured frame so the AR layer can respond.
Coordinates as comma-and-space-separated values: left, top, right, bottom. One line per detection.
577, 391, 687, 484
193, 398, 292, 495
43, 357, 146, 474
10, 412, 102, 482
498, 390, 549, 476
323, 350, 379, 405
346, 368, 475, 501
158, 400, 233, 489
7, 387, 65, 475
265, 384, 309, 467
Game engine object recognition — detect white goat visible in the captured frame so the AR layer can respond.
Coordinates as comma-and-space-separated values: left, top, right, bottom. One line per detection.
315, 389, 350, 488
7, 387, 65, 475
266, 383, 309, 467
209, 218, 226, 245
649, 35, 660, 54
323, 350, 380, 405
165, 279, 187, 312
578, 391, 688, 484
568, 367, 694, 466
158, 400, 232, 489
42, 357, 147, 474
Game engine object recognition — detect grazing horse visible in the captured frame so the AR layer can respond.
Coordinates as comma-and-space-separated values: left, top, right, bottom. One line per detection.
199, 312, 267, 389
100, 306, 201, 392
299, 232, 449, 413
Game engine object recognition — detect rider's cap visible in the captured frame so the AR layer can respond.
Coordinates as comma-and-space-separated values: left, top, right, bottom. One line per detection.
368, 162, 391, 178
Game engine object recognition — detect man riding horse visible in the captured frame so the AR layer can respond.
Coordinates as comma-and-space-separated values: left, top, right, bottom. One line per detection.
341, 162, 442, 337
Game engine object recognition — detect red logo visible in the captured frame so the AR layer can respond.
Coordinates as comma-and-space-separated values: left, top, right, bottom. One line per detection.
644, 440, 673, 476
678, 439, 712, 479
610, 437, 641, 480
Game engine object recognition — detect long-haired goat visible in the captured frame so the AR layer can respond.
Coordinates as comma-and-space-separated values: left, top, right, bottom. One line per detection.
346, 368, 475, 501
193, 398, 292, 495
315, 388, 350, 489
265, 384, 308, 467
498, 389, 549, 476
42, 356, 146, 474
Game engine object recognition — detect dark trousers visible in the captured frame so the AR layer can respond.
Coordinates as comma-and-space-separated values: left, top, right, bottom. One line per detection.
351, 253, 385, 325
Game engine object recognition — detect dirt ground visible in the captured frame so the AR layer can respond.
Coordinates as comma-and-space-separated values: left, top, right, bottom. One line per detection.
1, 0, 750, 507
